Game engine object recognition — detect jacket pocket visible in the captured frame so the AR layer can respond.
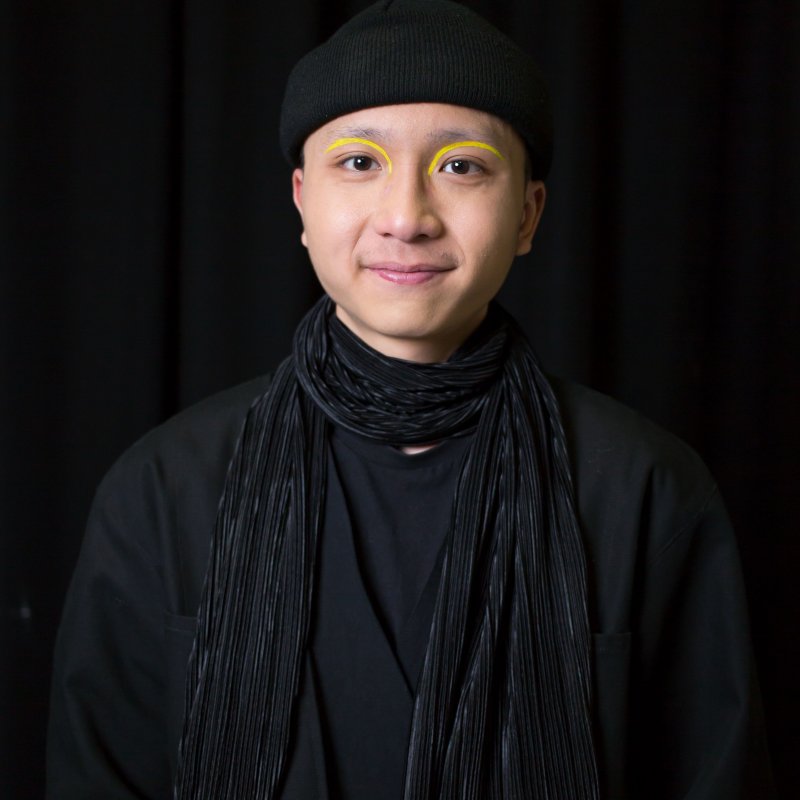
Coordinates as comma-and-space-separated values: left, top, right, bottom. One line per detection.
593, 632, 631, 800
163, 610, 198, 636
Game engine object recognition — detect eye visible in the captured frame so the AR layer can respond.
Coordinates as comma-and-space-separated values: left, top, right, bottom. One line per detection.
442, 158, 481, 175
341, 154, 379, 172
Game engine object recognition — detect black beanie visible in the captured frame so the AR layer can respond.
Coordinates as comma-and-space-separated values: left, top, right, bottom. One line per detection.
279, 0, 553, 178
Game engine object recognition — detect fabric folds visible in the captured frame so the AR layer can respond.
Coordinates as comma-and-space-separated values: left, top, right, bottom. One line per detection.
175, 295, 599, 799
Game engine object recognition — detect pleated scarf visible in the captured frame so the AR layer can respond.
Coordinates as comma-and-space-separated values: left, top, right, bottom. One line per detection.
175, 295, 599, 799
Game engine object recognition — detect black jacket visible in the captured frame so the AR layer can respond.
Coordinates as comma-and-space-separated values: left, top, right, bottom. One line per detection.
46, 375, 772, 798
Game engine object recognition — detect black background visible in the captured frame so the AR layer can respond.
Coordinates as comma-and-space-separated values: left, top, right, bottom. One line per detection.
2, 1, 798, 797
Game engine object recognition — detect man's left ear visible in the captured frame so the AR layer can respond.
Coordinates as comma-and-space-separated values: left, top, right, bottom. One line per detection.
515, 180, 546, 256
291, 167, 308, 248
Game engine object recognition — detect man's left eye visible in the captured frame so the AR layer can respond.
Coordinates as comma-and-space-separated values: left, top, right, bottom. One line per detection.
442, 159, 480, 175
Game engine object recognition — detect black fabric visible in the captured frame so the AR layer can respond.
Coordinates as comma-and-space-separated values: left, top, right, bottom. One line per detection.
46, 373, 774, 798
279, 0, 553, 176
331, 427, 471, 666
306, 449, 417, 799
174, 350, 326, 799
176, 298, 599, 798
314, 432, 472, 798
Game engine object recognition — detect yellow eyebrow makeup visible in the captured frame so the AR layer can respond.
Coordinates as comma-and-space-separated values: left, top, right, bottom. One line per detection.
427, 141, 505, 176
325, 137, 393, 173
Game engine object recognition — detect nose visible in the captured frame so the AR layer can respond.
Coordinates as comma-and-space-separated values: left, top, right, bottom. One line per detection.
371, 168, 444, 241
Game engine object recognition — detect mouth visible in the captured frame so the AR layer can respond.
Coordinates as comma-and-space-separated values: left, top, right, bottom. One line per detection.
364, 262, 454, 286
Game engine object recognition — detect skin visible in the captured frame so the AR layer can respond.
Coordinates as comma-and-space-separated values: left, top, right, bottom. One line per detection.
292, 102, 546, 365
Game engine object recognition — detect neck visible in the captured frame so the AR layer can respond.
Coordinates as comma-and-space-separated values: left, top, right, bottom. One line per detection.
333, 305, 488, 364
400, 442, 439, 455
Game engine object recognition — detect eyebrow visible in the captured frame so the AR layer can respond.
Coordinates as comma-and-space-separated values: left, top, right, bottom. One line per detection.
327, 126, 388, 141
426, 129, 501, 148
324, 135, 393, 173
327, 126, 502, 148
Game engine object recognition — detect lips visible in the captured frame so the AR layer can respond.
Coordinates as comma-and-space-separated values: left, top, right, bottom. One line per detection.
365, 262, 454, 285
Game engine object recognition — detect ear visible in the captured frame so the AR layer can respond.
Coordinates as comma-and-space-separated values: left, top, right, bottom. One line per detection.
291, 167, 308, 248
515, 180, 546, 256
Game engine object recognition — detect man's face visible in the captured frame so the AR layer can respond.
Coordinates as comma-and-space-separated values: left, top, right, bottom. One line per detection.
292, 102, 545, 362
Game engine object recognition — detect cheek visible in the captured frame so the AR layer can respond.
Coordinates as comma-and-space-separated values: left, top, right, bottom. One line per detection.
303, 192, 364, 253
302, 204, 366, 296
457, 199, 523, 265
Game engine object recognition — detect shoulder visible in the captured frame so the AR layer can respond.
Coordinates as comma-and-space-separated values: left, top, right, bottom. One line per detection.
100, 374, 273, 496
548, 376, 720, 563
85, 374, 274, 611
551, 376, 714, 491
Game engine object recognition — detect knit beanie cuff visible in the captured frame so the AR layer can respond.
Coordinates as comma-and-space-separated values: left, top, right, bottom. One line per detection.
279, 0, 553, 178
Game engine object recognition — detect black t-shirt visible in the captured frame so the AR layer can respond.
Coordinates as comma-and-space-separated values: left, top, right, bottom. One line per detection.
332, 426, 472, 661
309, 427, 471, 798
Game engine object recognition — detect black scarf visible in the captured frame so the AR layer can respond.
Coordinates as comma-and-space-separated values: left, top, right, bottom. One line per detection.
175, 296, 599, 798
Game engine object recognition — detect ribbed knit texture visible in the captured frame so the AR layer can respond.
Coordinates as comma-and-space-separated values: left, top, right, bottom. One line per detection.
175, 296, 599, 798
280, 0, 553, 177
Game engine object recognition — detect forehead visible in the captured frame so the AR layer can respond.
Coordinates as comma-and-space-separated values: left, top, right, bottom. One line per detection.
305, 102, 522, 153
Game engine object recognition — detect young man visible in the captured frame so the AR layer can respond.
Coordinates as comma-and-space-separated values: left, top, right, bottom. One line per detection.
47, 2, 770, 798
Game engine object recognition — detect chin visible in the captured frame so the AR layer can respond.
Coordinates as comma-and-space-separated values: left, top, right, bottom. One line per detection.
357, 308, 441, 338
362, 323, 438, 348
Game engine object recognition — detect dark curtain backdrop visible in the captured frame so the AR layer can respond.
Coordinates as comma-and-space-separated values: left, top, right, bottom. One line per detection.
3, 1, 798, 797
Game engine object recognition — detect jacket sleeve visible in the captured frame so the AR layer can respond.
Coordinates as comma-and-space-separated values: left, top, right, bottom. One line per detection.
46, 377, 268, 799
627, 486, 773, 799
46, 452, 196, 799
552, 378, 773, 799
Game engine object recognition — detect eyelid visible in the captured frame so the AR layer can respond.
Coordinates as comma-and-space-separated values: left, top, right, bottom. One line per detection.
325, 137, 393, 174
427, 141, 505, 176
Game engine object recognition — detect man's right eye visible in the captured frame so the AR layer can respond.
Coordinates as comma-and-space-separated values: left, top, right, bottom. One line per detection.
341, 155, 379, 171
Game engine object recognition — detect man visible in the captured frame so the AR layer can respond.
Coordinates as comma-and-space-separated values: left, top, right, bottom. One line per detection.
47, 1, 770, 798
